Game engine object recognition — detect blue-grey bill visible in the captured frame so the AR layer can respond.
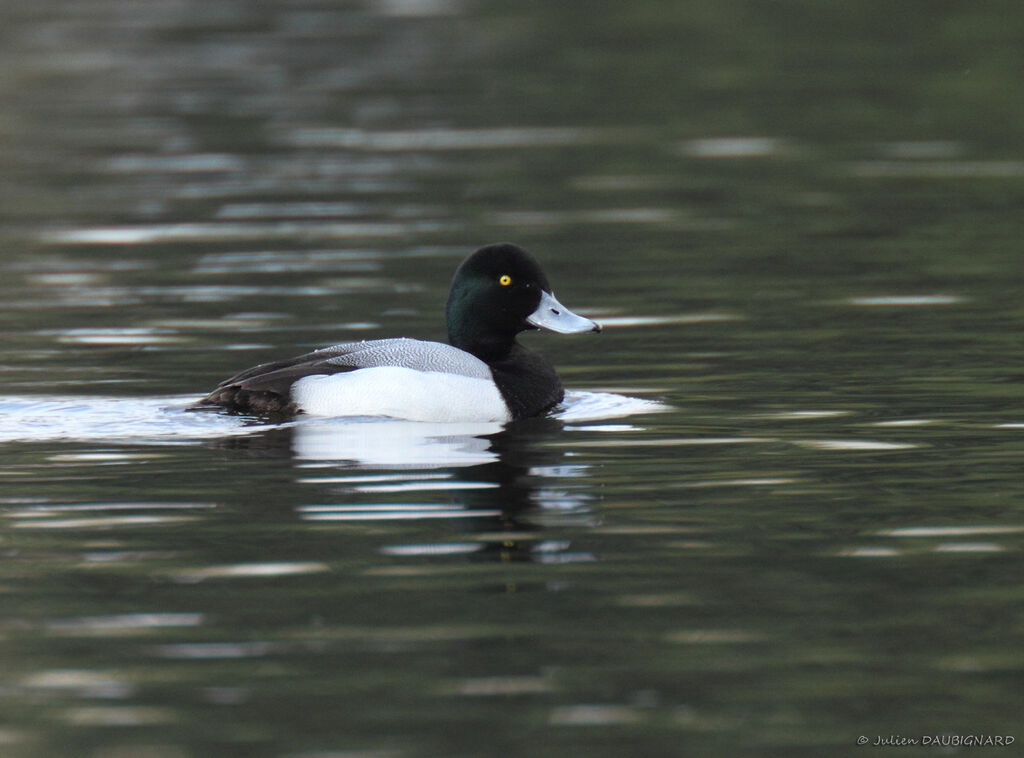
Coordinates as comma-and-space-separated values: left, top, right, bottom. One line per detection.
526, 290, 601, 334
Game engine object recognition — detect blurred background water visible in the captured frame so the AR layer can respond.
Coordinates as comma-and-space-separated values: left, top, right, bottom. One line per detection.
2, 1, 1023, 756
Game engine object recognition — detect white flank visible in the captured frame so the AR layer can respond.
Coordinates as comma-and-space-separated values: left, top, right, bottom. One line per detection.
291, 367, 511, 422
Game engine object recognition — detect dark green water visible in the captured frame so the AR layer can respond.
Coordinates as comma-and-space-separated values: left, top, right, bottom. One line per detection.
1, 2, 1023, 757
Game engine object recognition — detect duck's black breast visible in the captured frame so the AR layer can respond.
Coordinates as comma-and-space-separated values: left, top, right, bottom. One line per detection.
487, 344, 564, 420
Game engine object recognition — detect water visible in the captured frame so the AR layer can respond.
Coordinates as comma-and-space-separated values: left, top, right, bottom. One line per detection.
2, 1, 1024, 756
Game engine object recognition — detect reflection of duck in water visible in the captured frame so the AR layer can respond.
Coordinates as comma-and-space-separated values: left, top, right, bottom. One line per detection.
196, 243, 600, 422
223, 415, 597, 566
370, 418, 599, 570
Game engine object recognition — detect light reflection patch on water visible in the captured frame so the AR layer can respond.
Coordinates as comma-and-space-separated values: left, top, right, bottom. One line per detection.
549, 705, 644, 726
750, 410, 849, 420
664, 629, 765, 644
796, 439, 917, 451
677, 477, 796, 489
528, 465, 589, 478
298, 504, 502, 522
46, 451, 157, 463
27, 272, 104, 286
571, 173, 681, 192
595, 313, 740, 328
7, 502, 215, 516
42, 328, 187, 346
61, 707, 177, 727
10, 515, 202, 529
933, 543, 1005, 553
350, 481, 499, 493
170, 562, 331, 582
841, 294, 967, 307
296, 472, 453, 484
442, 676, 556, 696
565, 424, 643, 433
148, 642, 288, 660
80, 550, 182, 564
375, 0, 463, 17
105, 153, 245, 173
379, 543, 484, 557
44, 613, 205, 635
615, 592, 697, 608
870, 419, 940, 427
39, 219, 455, 246
22, 669, 135, 698
680, 137, 788, 158
563, 437, 773, 449
877, 525, 1024, 538
277, 125, 610, 150
836, 546, 902, 558
215, 201, 368, 219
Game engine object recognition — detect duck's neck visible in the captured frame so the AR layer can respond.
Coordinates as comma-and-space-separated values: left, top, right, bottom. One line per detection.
488, 344, 564, 419
446, 307, 518, 363
450, 332, 516, 363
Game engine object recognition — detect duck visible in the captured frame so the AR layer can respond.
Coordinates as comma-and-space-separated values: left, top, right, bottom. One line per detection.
195, 243, 601, 422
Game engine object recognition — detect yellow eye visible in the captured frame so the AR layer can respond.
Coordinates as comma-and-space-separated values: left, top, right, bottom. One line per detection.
498, 274, 512, 286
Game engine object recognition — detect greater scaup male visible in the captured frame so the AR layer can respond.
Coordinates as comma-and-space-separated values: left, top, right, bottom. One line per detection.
196, 243, 600, 422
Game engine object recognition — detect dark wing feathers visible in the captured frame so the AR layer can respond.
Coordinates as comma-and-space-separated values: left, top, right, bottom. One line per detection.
197, 345, 362, 416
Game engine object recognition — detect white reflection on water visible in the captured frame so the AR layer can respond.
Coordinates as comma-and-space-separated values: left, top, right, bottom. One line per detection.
595, 313, 739, 328
298, 504, 502, 522
61, 707, 177, 727
840, 525, 1024, 558
934, 543, 1005, 553
878, 525, 1024, 538
796, 439, 917, 451
750, 410, 848, 420
278, 125, 609, 150
291, 418, 502, 467
45, 613, 204, 635
39, 219, 454, 245
44, 328, 186, 346
11, 514, 202, 529
549, 704, 644, 726
442, 675, 556, 696
870, 419, 939, 427
842, 294, 967, 306
105, 153, 245, 173
680, 137, 788, 158
171, 562, 330, 582
149, 642, 289, 659
22, 669, 135, 698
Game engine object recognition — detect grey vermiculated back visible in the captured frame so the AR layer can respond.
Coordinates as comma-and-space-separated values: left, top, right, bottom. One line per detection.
317, 338, 493, 379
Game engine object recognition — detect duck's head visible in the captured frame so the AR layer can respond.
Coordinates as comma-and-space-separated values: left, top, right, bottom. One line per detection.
445, 243, 601, 360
